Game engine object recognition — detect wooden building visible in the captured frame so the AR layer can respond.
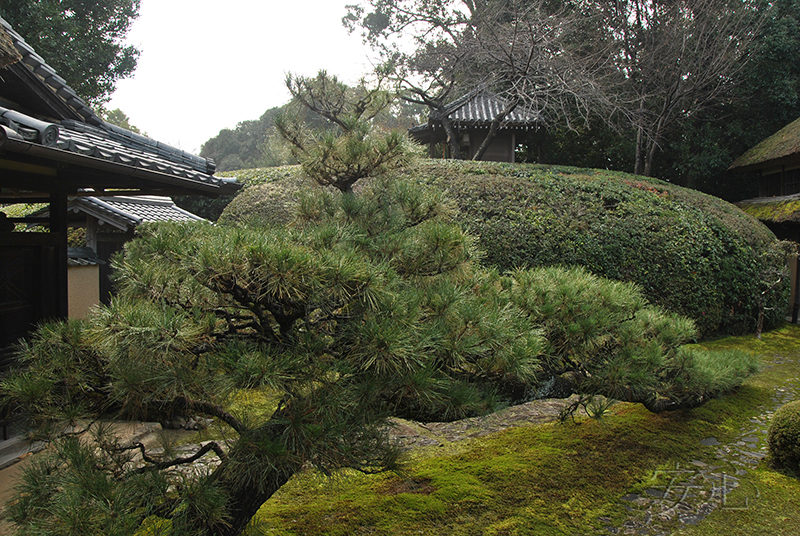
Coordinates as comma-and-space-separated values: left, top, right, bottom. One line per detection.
31, 195, 207, 313
729, 116, 800, 198
0, 18, 240, 352
408, 89, 541, 162
730, 116, 800, 320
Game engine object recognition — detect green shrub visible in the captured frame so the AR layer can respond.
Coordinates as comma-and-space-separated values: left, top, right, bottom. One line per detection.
768, 400, 800, 472
217, 166, 322, 226
221, 160, 790, 337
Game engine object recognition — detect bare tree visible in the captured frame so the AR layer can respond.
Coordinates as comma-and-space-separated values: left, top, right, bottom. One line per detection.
593, 0, 762, 175
346, 0, 609, 161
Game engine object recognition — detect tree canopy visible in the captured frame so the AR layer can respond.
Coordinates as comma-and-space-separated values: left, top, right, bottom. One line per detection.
102, 108, 144, 134
0, 0, 140, 106
2, 181, 758, 534
346, 0, 610, 160
344, 0, 795, 196
274, 71, 415, 194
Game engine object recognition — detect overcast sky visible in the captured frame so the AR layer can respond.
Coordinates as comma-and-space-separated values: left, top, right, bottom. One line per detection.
107, 0, 375, 154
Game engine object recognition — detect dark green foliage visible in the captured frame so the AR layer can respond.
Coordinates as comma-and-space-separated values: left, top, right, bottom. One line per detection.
222, 160, 789, 337
542, 0, 800, 200
216, 166, 313, 225
506, 265, 759, 412
1, 179, 760, 534
275, 71, 415, 195
0, 182, 535, 534
0, 0, 140, 106
102, 108, 144, 134
5, 431, 173, 536
174, 167, 309, 222
412, 161, 787, 336
768, 400, 800, 472
172, 193, 235, 222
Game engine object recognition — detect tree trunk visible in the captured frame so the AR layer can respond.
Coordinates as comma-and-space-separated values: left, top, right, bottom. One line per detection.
644, 116, 666, 177
440, 113, 462, 159
472, 98, 519, 161
197, 418, 302, 536
212, 466, 298, 536
634, 125, 645, 176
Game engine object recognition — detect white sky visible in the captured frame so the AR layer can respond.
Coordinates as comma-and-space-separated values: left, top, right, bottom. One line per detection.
107, 0, 375, 154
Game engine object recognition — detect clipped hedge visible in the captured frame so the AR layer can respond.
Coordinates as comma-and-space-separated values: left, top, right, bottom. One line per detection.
768, 400, 800, 472
221, 160, 790, 337
217, 166, 325, 227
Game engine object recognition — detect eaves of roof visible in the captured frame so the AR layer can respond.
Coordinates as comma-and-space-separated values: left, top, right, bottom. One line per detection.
31, 195, 207, 231
429, 89, 541, 127
0, 124, 234, 195
0, 17, 240, 197
79, 195, 206, 231
730, 116, 800, 172
67, 246, 105, 266
736, 193, 800, 224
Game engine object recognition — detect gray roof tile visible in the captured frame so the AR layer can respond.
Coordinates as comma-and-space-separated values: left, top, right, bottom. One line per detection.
0, 16, 234, 194
33, 195, 206, 231
429, 88, 540, 127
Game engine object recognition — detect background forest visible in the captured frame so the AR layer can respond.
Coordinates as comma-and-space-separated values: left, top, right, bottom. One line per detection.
197, 0, 800, 203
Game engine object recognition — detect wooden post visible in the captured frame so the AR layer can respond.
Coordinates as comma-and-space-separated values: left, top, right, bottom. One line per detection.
50, 190, 69, 319
792, 253, 800, 324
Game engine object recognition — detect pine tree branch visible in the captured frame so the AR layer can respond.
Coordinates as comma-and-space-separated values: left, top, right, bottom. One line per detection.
149, 397, 246, 434
127, 441, 227, 475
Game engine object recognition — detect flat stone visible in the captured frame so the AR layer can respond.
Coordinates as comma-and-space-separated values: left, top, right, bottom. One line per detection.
700, 437, 721, 446
645, 488, 665, 498
680, 514, 705, 525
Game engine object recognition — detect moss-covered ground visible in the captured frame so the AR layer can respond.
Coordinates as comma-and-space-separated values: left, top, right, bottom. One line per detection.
247, 325, 800, 535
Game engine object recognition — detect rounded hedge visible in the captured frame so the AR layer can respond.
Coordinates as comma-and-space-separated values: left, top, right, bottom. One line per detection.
221, 160, 790, 337
217, 166, 323, 227
768, 400, 800, 472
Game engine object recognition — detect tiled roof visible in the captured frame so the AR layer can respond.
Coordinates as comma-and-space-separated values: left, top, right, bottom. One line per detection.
78, 195, 206, 229
0, 17, 239, 196
67, 247, 105, 266
730, 116, 800, 172
0, 17, 100, 125
34, 195, 206, 231
428, 88, 540, 128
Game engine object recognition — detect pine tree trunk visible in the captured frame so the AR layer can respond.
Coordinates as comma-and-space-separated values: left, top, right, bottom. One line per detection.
199, 418, 302, 536
212, 468, 297, 536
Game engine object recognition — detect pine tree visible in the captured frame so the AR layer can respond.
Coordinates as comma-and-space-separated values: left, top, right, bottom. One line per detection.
0, 71, 759, 535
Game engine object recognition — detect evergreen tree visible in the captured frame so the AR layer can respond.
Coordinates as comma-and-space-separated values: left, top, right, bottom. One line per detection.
274, 71, 414, 194
0, 0, 140, 106
1, 71, 759, 535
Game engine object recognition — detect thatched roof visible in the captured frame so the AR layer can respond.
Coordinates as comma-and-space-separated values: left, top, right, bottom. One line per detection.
729, 116, 800, 172
0, 23, 21, 68
736, 194, 800, 224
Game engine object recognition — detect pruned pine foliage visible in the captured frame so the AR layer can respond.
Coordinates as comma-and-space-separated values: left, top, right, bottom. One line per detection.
506, 266, 759, 413
274, 71, 416, 194
1, 181, 757, 535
